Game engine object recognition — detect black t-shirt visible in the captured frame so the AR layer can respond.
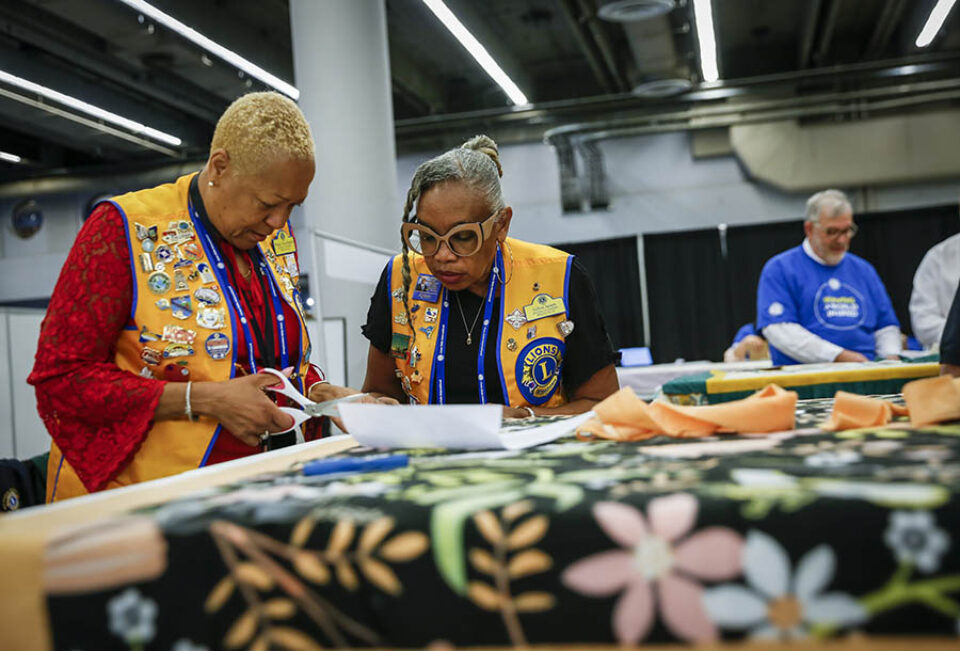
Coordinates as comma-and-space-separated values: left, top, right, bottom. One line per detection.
362, 258, 617, 404
940, 278, 960, 364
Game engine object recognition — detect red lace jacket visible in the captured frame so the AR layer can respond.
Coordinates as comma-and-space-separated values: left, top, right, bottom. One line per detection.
28, 203, 323, 491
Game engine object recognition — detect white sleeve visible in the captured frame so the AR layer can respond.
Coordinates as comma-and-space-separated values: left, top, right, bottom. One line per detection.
874, 325, 903, 358
762, 322, 844, 363
909, 249, 946, 349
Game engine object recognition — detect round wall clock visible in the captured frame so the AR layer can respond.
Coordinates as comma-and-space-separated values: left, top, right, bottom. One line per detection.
11, 199, 42, 238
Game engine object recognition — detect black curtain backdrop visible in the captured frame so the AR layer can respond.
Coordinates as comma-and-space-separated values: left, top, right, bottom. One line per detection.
644, 203, 960, 364
551, 236, 644, 349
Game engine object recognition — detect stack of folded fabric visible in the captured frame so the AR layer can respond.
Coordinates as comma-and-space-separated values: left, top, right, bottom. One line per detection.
577, 384, 797, 441
578, 374, 960, 441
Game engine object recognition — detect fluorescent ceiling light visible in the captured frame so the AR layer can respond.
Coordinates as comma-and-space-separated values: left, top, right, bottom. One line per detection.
693, 0, 719, 83
421, 0, 528, 105
116, 0, 299, 100
0, 69, 182, 146
0, 151, 22, 163
916, 0, 958, 48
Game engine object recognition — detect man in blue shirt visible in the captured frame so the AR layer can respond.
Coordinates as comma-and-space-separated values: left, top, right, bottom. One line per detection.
756, 189, 902, 365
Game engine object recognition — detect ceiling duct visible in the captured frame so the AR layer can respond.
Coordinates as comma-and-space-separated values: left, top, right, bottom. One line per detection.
597, 0, 675, 22
577, 141, 610, 210
605, 4, 690, 99
632, 77, 693, 98
553, 139, 585, 213
730, 110, 960, 192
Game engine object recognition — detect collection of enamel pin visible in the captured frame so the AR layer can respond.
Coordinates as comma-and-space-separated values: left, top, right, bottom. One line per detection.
389, 274, 575, 398
135, 220, 300, 381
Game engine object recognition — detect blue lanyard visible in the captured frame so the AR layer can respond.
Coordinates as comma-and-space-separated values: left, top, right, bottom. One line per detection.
190, 209, 259, 372
257, 255, 290, 370
433, 248, 501, 404
434, 294, 449, 404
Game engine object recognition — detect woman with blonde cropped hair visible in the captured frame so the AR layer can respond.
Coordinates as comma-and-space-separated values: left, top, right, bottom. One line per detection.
29, 92, 367, 502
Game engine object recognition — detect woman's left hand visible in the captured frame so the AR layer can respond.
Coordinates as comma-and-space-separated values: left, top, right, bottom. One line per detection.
502, 406, 533, 419
308, 383, 399, 431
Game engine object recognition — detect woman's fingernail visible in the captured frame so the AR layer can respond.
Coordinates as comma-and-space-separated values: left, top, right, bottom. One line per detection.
282, 366, 294, 376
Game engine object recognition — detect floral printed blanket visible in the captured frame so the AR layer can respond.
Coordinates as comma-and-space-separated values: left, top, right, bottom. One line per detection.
45, 396, 959, 649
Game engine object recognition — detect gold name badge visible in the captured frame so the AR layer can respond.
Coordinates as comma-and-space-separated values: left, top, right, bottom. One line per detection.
523, 293, 566, 321
272, 232, 297, 255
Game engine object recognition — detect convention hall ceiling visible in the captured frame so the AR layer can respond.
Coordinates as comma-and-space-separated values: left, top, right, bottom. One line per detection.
1, 0, 959, 181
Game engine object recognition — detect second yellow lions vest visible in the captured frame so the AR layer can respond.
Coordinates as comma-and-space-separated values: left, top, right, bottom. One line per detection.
48, 173, 312, 501
389, 237, 572, 408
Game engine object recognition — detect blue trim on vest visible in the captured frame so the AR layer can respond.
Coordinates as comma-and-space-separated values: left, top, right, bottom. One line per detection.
50, 455, 64, 501
199, 424, 223, 467
496, 283, 509, 406
261, 226, 309, 392
112, 200, 138, 324
190, 209, 240, 462
563, 254, 574, 314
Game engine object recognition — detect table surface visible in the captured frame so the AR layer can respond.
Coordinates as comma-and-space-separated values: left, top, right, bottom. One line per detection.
616, 360, 771, 397
4, 396, 960, 650
661, 360, 941, 404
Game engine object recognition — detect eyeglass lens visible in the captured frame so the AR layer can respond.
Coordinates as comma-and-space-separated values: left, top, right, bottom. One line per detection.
408, 226, 481, 256
824, 224, 858, 238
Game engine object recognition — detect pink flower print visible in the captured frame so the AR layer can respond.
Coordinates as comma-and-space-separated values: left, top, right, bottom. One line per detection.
562, 494, 743, 644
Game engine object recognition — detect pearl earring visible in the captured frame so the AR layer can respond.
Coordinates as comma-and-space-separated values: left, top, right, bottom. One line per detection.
208, 181, 214, 187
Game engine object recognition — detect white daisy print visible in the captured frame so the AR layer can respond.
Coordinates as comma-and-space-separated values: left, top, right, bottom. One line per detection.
702, 530, 866, 640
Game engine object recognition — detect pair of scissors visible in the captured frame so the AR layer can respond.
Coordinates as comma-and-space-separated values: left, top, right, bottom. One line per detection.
260, 368, 369, 435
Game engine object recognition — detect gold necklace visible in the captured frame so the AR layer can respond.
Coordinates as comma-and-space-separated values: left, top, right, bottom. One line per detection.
454, 292, 484, 346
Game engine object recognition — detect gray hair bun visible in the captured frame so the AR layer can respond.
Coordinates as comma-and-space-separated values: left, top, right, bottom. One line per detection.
461, 134, 502, 178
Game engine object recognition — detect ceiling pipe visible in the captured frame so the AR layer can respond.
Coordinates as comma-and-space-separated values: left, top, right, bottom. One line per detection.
543, 77, 960, 144
575, 0, 631, 92
863, 0, 909, 59
798, 0, 824, 69
396, 52, 960, 135
557, 0, 618, 93
811, 0, 842, 67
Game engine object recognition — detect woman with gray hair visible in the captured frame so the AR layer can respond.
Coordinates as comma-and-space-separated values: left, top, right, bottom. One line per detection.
361, 135, 619, 417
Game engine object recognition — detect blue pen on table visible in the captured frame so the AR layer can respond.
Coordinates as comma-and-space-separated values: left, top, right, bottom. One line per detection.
302, 454, 409, 477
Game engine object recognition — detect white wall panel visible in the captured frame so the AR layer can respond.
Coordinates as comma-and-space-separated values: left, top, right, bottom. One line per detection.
8, 310, 47, 459
0, 312, 12, 458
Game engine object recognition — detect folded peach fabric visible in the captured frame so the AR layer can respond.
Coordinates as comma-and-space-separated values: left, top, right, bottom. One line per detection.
822, 391, 909, 430
902, 375, 960, 427
577, 384, 797, 441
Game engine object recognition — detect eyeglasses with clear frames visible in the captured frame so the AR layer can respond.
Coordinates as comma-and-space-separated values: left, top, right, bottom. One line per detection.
401, 210, 502, 257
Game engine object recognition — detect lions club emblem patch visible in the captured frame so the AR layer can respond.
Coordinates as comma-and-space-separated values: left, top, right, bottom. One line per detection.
516, 338, 564, 405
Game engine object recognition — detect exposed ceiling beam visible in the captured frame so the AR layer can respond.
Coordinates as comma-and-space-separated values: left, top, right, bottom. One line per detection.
798, 0, 824, 69
574, 0, 630, 92
442, 0, 535, 103
389, 44, 446, 115
863, 0, 909, 59
812, 0, 842, 68
556, 0, 617, 93
0, 1, 223, 123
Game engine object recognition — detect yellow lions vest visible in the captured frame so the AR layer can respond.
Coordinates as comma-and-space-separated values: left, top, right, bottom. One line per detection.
389, 238, 572, 407
48, 173, 312, 501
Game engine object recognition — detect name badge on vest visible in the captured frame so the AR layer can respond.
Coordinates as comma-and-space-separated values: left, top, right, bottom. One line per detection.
272, 231, 297, 256
412, 274, 442, 303
523, 293, 565, 322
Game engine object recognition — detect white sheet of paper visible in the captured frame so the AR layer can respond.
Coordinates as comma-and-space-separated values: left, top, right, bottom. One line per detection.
339, 404, 593, 450
498, 411, 595, 449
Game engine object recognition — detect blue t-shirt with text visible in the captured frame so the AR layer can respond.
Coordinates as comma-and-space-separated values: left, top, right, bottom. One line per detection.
756, 245, 899, 365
